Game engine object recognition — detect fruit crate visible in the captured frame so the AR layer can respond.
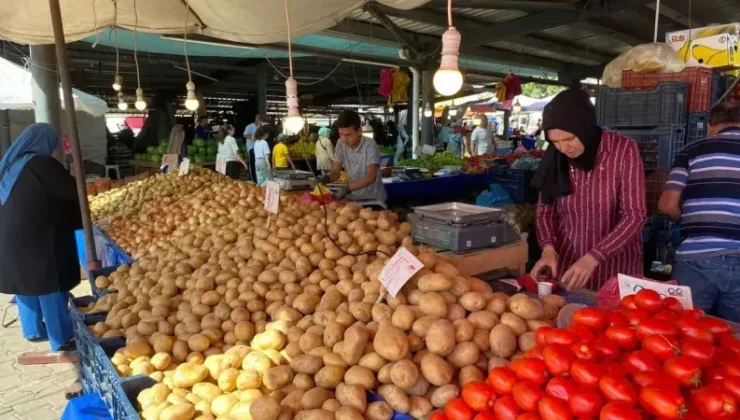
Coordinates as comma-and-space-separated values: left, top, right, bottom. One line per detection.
622, 67, 726, 112
617, 126, 686, 171
112, 376, 157, 420
597, 82, 688, 128
485, 167, 536, 203
86, 264, 119, 299
686, 112, 709, 144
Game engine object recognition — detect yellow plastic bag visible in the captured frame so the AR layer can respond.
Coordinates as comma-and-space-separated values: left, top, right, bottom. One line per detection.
602, 43, 686, 88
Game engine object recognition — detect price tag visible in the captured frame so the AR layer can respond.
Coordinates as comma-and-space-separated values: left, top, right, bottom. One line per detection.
264, 180, 280, 215
379, 248, 424, 297
161, 154, 179, 173
618, 274, 693, 309
216, 157, 227, 175
178, 158, 190, 176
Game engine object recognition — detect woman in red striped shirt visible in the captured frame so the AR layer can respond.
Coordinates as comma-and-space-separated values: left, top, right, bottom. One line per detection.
531, 89, 646, 290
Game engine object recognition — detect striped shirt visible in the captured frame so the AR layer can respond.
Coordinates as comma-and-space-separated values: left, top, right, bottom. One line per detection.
536, 131, 646, 290
217, 136, 239, 162
665, 127, 740, 259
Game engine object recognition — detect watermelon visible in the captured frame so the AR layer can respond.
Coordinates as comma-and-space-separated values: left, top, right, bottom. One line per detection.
193, 138, 206, 147
187, 145, 196, 155
193, 154, 205, 163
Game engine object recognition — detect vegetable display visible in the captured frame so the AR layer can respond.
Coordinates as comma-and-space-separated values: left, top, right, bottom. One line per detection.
397, 152, 465, 173
438, 289, 740, 420
289, 139, 316, 159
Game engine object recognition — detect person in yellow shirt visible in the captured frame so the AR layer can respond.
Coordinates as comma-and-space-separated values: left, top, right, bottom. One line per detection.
273, 134, 295, 169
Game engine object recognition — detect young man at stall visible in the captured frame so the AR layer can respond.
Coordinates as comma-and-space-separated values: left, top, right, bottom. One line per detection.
330, 110, 387, 204
658, 102, 740, 322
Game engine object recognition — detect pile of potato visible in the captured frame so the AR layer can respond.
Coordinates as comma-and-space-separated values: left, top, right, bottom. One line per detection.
84, 174, 566, 420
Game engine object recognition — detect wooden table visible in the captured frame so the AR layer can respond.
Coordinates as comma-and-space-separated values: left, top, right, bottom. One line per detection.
437, 239, 528, 277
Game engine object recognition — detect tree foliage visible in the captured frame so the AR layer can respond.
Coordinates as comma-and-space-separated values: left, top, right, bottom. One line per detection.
521, 83, 565, 99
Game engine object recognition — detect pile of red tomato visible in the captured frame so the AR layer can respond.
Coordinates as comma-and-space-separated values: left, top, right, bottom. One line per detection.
434, 289, 740, 420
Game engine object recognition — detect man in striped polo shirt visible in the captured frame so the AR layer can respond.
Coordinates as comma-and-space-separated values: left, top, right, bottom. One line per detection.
659, 102, 740, 322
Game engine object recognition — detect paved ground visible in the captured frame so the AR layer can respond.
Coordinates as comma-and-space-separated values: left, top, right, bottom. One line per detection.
0, 281, 91, 420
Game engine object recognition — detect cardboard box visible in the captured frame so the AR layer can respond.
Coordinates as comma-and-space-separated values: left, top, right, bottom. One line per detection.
666, 24, 740, 69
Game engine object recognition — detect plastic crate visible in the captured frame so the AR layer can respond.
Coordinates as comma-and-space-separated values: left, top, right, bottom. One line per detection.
617, 126, 686, 171
622, 67, 725, 112
686, 112, 709, 144
486, 168, 536, 203
86, 265, 120, 299
597, 82, 688, 128
112, 376, 157, 420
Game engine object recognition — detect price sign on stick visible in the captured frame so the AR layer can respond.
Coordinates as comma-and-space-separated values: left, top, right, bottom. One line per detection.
264, 180, 280, 215
178, 158, 190, 176
617, 274, 693, 309
379, 248, 424, 297
216, 157, 227, 175
161, 154, 179, 173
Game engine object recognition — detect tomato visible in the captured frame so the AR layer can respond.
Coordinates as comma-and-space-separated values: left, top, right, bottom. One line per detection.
622, 308, 651, 327
604, 310, 629, 327
516, 414, 542, 420
718, 334, 740, 354
571, 342, 597, 361
542, 344, 575, 377
622, 350, 660, 374
702, 318, 732, 337
572, 308, 607, 331
690, 388, 738, 419
605, 326, 638, 350
663, 356, 702, 388
652, 310, 680, 323
727, 360, 740, 377
511, 358, 550, 386
620, 295, 638, 311
638, 385, 687, 419
430, 411, 450, 420
602, 362, 628, 378
512, 382, 545, 412
599, 401, 642, 420
545, 377, 577, 401
568, 389, 604, 417
706, 367, 731, 383
634, 289, 662, 313
635, 319, 678, 341
525, 345, 545, 360
446, 398, 476, 420
680, 340, 716, 367
571, 360, 604, 388
662, 297, 684, 315
568, 324, 595, 342
493, 395, 522, 420
641, 334, 679, 361
536, 327, 553, 346
592, 338, 621, 361
721, 376, 740, 401
462, 382, 495, 412
488, 367, 519, 395
677, 317, 714, 342
682, 308, 706, 321
599, 375, 637, 405
632, 372, 680, 391
473, 412, 495, 420
544, 329, 578, 347
538, 396, 573, 420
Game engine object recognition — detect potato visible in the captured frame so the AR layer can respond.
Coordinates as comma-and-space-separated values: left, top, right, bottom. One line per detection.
294, 409, 335, 420
249, 396, 281, 420
173, 363, 209, 388
446, 342, 480, 368
403, 376, 430, 397
237, 369, 262, 390
541, 294, 566, 308
373, 324, 409, 362
252, 330, 287, 351
411, 316, 439, 338
264, 365, 294, 390
518, 331, 537, 352
192, 383, 222, 403
211, 393, 239, 418
314, 365, 346, 389
341, 325, 368, 365
500, 312, 527, 336
488, 356, 510, 371
542, 302, 560, 319
336, 382, 367, 413
417, 273, 452, 292
124, 342, 153, 359
486, 297, 507, 315
335, 407, 364, 420
218, 368, 239, 392
425, 320, 456, 357
391, 305, 415, 331
359, 352, 388, 373
409, 396, 433, 419
488, 324, 517, 358
458, 365, 484, 387
431, 384, 459, 408
323, 398, 342, 412
344, 365, 376, 390
509, 297, 545, 320
453, 319, 475, 342
301, 387, 332, 410
467, 311, 499, 330
138, 383, 171, 408
459, 292, 486, 312
378, 384, 410, 413
420, 353, 453, 386
471, 328, 491, 352
290, 354, 323, 375
390, 359, 419, 389
323, 321, 346, 347
366, 401, 393, 420
526, 319, 553, 331
418, 293, 448, 318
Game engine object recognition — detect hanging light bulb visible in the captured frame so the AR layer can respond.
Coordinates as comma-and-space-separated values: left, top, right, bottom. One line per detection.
423, 104, 433, 118
135, 88, 147, 111
284, 77, 305, 133
387, 106, 394, 113
361, 122, 374, 137
185, 81, 199, 111
512, 99, 522, 114
434, 27, 463, 96
112, 74, 123, 92
117, 92, 128, 111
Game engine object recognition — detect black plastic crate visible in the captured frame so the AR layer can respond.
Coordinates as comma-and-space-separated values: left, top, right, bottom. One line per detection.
597, 82, 688, 128
686, 112, 709, 144
113, 376, 158, 420
486, 168, 536, 203
87, 265, 120, 299
617, 126, 686, 171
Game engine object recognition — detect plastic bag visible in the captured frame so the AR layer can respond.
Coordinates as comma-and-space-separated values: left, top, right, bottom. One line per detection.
476, 183, 514, 207
602, 43, 686, 88
511, 155, 539, 171
597, 275, 678, 309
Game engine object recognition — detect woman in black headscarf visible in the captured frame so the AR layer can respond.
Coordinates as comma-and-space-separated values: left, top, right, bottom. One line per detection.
530, 88, 646, 291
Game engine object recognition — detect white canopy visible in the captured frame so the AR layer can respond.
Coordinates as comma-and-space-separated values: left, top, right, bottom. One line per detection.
0, 0, 428, 45
0, 57, 107, 117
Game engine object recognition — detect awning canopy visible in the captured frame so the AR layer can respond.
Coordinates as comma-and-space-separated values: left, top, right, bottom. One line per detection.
0, 0, 428, 45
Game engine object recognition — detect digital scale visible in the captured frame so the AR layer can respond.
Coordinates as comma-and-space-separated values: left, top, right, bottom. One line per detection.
408, 202, 519, 252
272, 169, 316, 191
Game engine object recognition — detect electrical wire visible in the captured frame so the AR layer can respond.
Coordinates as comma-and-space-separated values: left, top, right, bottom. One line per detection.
133, 0, 141, 89
285, 0, 294, 79
183, 0, 192, 82
113, 0, 120, 85
653, 0, 661, 43
447, 0, 453, 27
91, 0, 99, 47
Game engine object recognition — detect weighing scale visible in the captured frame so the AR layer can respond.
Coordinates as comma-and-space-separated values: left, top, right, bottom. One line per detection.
408, 202, 519, 252
272, 169, 316, 191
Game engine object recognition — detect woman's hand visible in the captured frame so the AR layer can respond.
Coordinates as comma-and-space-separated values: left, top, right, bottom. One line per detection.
531, 247, 558, 281
241, 161, 248, 169
561, 254, 599, 290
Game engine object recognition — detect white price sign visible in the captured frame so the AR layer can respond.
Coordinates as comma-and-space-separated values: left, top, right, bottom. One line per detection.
216, 157, 227, 175
618, 274, 693, 309
379, 248, 424, 297
264, 180, 280, 215
161, 154, 179, 173
178, 158, 190, 176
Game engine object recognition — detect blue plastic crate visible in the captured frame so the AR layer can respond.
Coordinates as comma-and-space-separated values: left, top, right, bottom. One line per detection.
486, 168, 535, 203
75, 227, 134, 270
617, 125, 686, 171
113, 376, 158, 420
686, 112, 709, 144
87, 265, 120, 299
597, 82, 688, 128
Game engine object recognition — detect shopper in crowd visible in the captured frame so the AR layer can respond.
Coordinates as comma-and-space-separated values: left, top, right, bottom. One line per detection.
253, 127, 272, 186
471, 115, 493, 156
195, 116, 210, 140
659, 102, 740, 321
273, 134, 295, 170
243, 114, 263, 182
393, 120, 410, 164
531, 89, 646, 291
446, 123, 464, 157
217, 124, 248, 180
167, 124, 187, 161
331, 110, 387, 203
315, 127, 335, 177
0, 123, 81, 351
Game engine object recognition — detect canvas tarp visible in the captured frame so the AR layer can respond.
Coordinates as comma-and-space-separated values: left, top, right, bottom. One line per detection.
0, 0, 428, 45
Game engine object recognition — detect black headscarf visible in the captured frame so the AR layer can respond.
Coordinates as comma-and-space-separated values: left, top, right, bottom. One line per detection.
531, 88, 603, 205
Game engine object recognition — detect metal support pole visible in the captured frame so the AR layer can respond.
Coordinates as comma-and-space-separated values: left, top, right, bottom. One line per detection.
409, 67, 420, 158
503, 109, 512, 142
47, 0, 100, 269
256, 62, 267, 116
420, 68, 435, 147
29, 45, 64, 162
0, 110, 10, 158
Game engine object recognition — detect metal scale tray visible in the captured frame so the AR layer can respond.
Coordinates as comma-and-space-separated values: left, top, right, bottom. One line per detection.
272, 170, 316, 191
409, 202, 518, 252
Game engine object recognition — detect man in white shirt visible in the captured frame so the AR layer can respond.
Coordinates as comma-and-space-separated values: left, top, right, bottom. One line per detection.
242, 114, 263, 182
471, 116, 493, 156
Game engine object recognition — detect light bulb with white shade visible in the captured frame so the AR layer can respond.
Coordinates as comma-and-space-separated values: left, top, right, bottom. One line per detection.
423, 105, 433, 118
185, 81, 199, 111
135, 88, 147, 111
284, 77, 305, 133
433, 27, 463, 96
117, 92, 128, 111
112, 75, 123, 92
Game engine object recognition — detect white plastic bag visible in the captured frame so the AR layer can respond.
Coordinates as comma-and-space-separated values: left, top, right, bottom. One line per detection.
602, 43, 686, 88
